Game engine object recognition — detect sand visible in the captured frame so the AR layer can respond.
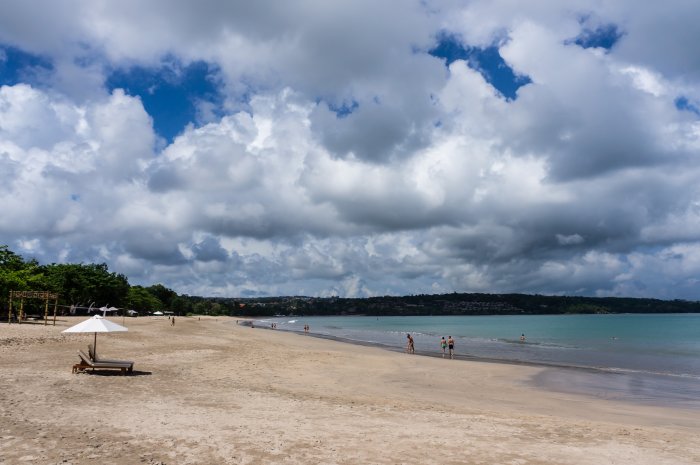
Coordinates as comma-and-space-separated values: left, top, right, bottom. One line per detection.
0, 316, 698, 465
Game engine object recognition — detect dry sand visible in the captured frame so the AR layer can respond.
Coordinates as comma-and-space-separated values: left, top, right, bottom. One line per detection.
1, 316, 698, 465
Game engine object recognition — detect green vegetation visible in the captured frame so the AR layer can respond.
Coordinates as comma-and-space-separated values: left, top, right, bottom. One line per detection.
2, 245, 699, 318
229, 293, 700, 316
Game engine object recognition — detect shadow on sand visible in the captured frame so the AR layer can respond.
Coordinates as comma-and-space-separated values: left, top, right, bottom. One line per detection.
77, 369, 152, 377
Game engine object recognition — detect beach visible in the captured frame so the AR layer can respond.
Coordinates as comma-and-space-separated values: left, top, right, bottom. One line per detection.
1, 316, 698, 464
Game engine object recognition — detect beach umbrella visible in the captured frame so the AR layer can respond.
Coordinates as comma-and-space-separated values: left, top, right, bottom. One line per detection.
98, 306, 120, 317
62, 315, 128, 356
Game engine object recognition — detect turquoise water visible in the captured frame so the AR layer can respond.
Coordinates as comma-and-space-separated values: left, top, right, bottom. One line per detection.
257, 314, 700, 407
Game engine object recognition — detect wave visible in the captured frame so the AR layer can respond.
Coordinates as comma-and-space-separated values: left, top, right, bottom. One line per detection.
496, 338, 580, 350
598, 366, 700, 380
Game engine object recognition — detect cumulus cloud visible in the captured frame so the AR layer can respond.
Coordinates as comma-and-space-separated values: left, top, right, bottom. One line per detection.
1, 1, 700, 299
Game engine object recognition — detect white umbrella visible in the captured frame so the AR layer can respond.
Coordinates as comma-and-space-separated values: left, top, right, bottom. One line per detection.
98, 306, 120, 317
62, 315, 128, 356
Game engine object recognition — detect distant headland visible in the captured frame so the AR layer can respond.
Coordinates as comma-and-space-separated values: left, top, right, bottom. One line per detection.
211, 293, 700, 317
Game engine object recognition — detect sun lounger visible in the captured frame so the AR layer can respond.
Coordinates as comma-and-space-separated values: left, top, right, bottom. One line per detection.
73, 350, 134, 375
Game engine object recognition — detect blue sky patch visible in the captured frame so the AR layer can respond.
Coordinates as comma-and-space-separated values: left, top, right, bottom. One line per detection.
429, 34, 531, 100
327, 99, 359, 118
106, 60, 223, 142
675, 96, 700, 116
0, 45, 53, 87
571, 23, 622, 50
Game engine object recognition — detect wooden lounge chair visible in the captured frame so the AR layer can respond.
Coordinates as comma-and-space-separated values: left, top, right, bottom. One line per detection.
73, 350, 134, 375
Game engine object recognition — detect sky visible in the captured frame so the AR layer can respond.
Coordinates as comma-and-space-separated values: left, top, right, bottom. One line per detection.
1, 1, 700, 299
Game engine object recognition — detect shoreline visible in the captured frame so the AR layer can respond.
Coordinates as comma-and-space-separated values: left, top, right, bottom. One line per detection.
248, 321, 700, 411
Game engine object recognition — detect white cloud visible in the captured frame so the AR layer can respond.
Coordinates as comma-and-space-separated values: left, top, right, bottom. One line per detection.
1, 1, 700, 299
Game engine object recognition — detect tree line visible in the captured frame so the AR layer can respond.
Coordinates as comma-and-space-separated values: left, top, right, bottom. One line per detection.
0, 245, 239, 317
3, 245, 700, 319
222, 292, 700, 317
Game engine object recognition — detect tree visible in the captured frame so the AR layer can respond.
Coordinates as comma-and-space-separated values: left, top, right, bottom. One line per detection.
170, 296, 191, 315
146, 284, 177, 309
126, 286, 164, 313
0, 245, 27, 270
0, 246, 45, 309
193, 301, 208, 315
40, 263, 130, 307
209, 302, 222, 315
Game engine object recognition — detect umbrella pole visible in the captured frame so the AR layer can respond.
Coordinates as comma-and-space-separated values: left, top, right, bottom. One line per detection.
93, 332, 97, 359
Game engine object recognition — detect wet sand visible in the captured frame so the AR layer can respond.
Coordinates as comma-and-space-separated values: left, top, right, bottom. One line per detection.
1, 316, 698, 464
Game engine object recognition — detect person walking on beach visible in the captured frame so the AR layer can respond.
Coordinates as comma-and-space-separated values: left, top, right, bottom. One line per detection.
448, 336, 454, 359
406, 334, 415, 354
440, 336, 447, 358
171, 316, 175, 326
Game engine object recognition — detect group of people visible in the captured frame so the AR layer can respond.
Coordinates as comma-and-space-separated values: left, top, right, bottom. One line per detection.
405, 334, 455, 359
440, 336, 455, 358
303, 324, 310, 333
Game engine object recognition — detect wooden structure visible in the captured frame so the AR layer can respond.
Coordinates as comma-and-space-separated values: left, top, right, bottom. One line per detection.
73, 350, 134, 375
7, 290, 59, 325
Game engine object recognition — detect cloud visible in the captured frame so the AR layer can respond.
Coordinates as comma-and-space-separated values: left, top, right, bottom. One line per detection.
191, 236, 230, 262
556, 234, 584, 246
1, 1, 700, 299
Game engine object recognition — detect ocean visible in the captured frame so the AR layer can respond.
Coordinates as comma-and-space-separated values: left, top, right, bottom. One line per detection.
255, 313, 700, 408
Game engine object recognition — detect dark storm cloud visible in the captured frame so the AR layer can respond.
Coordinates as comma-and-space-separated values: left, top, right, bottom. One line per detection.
191, 236, 229, 262
122, 236, 188, 265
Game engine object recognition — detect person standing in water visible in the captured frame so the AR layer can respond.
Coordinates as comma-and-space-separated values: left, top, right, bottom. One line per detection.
440, 336, 447, 358
520, 333, 526, 342
447, 336, 454, 359
406, 334, 415, 354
